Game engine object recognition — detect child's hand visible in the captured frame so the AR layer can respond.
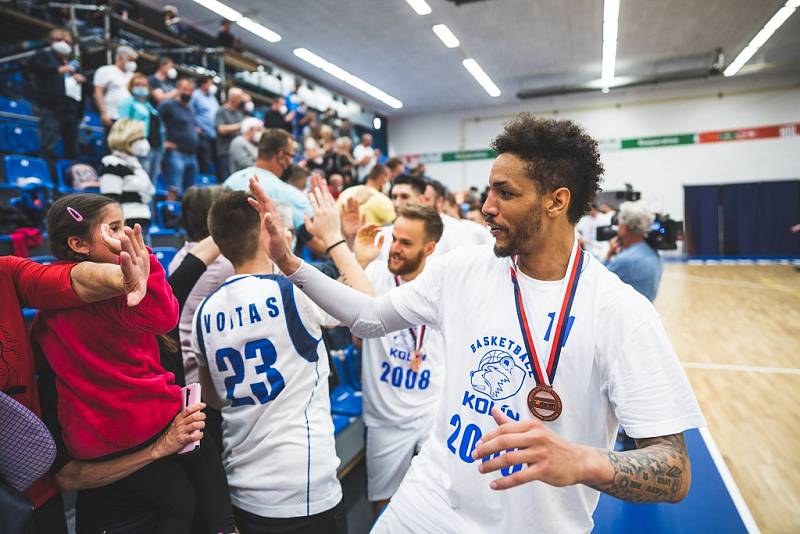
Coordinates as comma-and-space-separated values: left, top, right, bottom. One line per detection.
119, 225, 151, 306
100, 223, 122, 255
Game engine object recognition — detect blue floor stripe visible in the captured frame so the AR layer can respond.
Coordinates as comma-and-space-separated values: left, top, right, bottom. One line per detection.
592, 429, 748, 533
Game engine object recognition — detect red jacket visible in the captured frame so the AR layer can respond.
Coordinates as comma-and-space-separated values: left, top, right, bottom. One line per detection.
32, 253, 181, 460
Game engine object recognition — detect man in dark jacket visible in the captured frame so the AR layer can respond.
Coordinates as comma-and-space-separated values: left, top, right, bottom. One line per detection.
27, 29, 86, 161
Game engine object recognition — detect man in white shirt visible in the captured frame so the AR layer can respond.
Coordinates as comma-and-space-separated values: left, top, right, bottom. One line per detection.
248, 112, 705, 533
93, 46, 137, 128
359, 205, 445, 516
353, 133, 379, 182
193, 187, 373, 533
422, 178, 494, 247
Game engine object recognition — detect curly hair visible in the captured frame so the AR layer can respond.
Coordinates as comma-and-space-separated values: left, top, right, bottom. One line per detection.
490, 113, 603, 223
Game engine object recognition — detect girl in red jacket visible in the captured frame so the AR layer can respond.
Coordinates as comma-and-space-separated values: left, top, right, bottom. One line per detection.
32, 194, 234, 534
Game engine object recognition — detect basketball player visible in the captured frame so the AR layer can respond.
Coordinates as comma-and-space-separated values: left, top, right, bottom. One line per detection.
248, 113, 705, 533
359, 204, 445, 516
191, 187, 373, 534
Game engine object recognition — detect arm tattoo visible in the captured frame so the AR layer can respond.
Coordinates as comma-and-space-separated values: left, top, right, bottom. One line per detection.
589, 433, 689, 503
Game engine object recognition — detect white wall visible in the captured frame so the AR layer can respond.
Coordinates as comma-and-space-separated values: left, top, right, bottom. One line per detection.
388, 76, 800, 218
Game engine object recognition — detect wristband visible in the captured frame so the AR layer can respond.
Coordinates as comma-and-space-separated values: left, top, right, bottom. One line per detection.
325, 239, 347, 255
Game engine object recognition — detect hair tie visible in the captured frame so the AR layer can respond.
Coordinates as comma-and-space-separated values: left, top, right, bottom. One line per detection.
67, 206, 84, 222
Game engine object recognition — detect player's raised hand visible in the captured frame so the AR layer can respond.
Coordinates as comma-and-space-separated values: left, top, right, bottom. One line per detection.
471, 407, 589, 490
341, 196, 364, 242
118, 224, 150, 307
353, 223, 384, 268
248, 176, 300, 274
305, 183, 344, 249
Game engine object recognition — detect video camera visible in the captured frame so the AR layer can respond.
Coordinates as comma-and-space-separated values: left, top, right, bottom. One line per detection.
594, 185, 683, 250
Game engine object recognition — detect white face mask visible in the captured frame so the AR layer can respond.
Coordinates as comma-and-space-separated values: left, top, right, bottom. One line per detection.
244, 101, 255, 113
52, 40, 72, 57
167, 67, 178, 80
124, 60, 137, 73
279, 105, 288, 115
131, 139, 151, 157
252, 130, 262, 144
208, 84, 218, 96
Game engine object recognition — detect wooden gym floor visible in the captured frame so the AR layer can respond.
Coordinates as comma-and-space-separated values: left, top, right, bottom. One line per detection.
655, 263, 800, 534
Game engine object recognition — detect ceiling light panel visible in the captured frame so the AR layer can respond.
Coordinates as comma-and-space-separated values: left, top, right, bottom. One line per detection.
432, 24, 460, 48
236, 17, 281, 43
191, 0, 242, 22
462, 58, 501, 97
601, 0, 620, 87
293, 48, 403, 109
724, 0, 798, 77
405, 0, 432, 16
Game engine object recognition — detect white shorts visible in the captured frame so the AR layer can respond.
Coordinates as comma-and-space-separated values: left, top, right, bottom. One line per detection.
365, 417, 431, 502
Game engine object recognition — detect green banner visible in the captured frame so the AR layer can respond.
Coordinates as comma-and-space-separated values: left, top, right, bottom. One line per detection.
441, 149, 497, 162
620, 134, 696, 149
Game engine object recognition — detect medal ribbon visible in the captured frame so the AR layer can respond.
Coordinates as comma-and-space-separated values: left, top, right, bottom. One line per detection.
394, 276, 426, 354
510, 239, 584, 386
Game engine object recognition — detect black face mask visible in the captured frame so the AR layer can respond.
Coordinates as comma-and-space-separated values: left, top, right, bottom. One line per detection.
179, 93, 192, 103
279, 164, 293, 182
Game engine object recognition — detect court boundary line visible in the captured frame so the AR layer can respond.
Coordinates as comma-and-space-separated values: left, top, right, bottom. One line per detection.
698, 427, 761, 534
682, 362, 800, 375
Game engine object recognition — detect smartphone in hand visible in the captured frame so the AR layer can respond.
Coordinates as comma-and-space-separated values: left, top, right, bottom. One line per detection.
179, 383, 202, 454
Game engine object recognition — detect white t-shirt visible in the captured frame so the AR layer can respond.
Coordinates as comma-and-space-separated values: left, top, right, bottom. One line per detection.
191, 274, 342, 518
353, 143, 376, 181
456, 216, 493, 246
379, 244, 705, 533
377, 213, 489, 261
361, 261, 445, 427
93, 65, 132, 120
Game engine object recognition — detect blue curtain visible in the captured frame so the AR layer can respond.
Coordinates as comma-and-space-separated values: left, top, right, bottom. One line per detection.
721, 183, 760, 256
684, 185, 720, 256
756, 180, 800, 256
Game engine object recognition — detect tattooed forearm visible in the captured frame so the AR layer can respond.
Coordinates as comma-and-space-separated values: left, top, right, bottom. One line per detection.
588, 433, 690, 503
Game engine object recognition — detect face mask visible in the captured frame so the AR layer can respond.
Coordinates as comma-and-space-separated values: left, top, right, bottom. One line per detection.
167, 67, 178, 80
132, 86, 149, 99
244, 101, 255, 113
131, 139, 151, 157
208, 84, 218, 96
125, 60, 137, 73
279, 105, 288, 115
252, 130, 262, 144
179, 93, 192, 104
52, 40, 71, 56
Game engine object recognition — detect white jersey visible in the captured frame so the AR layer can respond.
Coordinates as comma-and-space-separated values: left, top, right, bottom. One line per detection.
361, 261, 445, 427
377, 213, 491, 261
191, 274, 342, 518
374, 244, 705, 533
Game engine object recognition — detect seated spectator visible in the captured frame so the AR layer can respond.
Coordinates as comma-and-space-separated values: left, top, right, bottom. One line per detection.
228, 117, 262, 174
215, 88, 247, 178
337, 164, 395, 226
149, 57, 178, 105
32, 195, 234, 533
223, 128, 311, 229
118, 73, 163, 182
93, 46, 137, 130
604, 201, 663, 301
99, 119, 156, 233
159, 77, 199, 199
27, 28, 85, 162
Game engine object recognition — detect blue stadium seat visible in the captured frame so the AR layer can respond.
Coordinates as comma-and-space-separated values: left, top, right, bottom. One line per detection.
29, 255, 56, 265
155, 201, 182, 229
2, 122, 40, 153
0, 96, 34, 117
195, 173, 216, 187
332, 413, 351, 436
153, 247, 178, 272
3, 156, 52, 186
82, 112, 102, 128
330, 385, 362, 417
55, 159, 76, 191
80, 129, 106, 160
343, 345, 362, 391
0, 235, 12, 255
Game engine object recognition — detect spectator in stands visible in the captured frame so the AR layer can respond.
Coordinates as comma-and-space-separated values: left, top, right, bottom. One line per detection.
328, 173, 344, 199
263, 97, 292, 132
190, 76, 220, 179
93, 46, 137, 130
168, 186, 233, 385
337, 164, 395, 226
285, 79, 302, 113
321, 106, 339, 129
604, 201, 663, 301
338, 117, 355, 142
353, 133, 379, 182
28, 28, 85, 162
385, 157, 404, 181
99, 119, 155, 232
283, 164, 310, 191
0, 232, 150, 533
149, 57, 178, 105
223, 128, 311, 229
577, 203, 604, 258
465, 206, 486, 226
159, 77, 199, 199
214, 87, 246, 179
118, 73, 163, 182
163, 5, 188, 40
389, 174, 426, 210
325, 136, 355, 184
217, 19, 236, 48
228, 117, 262, 174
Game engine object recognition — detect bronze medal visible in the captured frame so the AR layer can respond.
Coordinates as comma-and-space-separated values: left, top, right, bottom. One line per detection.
527, 385, 562, 422
410, 350, 423, 373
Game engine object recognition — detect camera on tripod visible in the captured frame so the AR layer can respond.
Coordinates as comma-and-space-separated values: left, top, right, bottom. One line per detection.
594, 185, 683, 251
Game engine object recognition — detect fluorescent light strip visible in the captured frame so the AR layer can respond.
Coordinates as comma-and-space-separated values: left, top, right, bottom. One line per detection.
432, 24, 460, 48
191, 0, 281, 43
405, 0, 432, 16
601, 0, 620, 87
462, 58, 501, 97
724, 0, 798, 76
293, 48, 403, 109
